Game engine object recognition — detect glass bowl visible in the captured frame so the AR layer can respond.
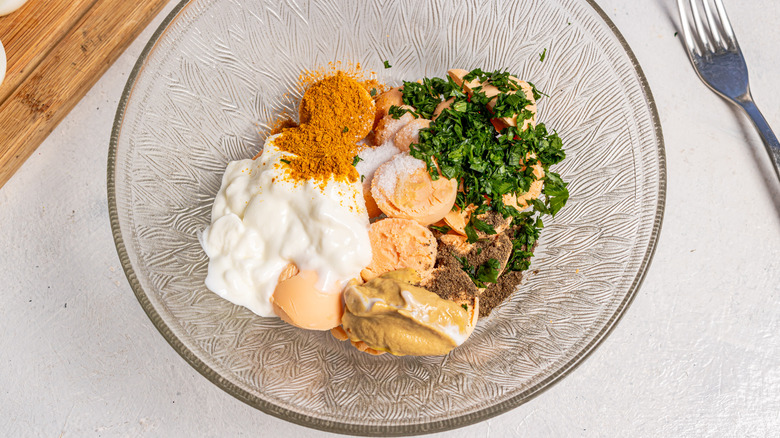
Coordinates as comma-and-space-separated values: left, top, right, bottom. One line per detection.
108, 0, 665, 435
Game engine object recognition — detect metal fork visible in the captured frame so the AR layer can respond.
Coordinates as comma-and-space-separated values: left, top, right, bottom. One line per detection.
678, 0, 780, 181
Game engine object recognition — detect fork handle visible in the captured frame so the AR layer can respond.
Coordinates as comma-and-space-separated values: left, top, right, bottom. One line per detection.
737, 96, 780, 181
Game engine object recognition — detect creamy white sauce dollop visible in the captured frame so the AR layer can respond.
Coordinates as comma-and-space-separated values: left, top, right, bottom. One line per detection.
200, 134, 372, 317
0, 0, 28, 16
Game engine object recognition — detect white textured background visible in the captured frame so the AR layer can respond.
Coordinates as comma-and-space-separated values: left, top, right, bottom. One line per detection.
1, 0, 778, 436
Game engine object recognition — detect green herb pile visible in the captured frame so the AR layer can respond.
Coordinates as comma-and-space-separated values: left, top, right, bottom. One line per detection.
389, 68, 569, 284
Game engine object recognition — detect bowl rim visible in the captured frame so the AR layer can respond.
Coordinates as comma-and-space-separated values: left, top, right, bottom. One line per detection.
107, 0, 667, 435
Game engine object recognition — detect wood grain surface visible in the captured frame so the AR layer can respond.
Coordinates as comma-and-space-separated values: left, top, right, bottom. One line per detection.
0, 0, 170, 189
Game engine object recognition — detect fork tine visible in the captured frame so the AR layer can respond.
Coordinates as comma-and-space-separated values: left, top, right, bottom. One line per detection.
689, 0, 714, 53
677, 0, 700, 56
714, 0, 738, 49
701, 0, 724, 50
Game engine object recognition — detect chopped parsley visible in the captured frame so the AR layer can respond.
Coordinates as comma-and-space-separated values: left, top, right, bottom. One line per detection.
526, 81, 548, 100
401, 77, 461, 118
429, 224, 452, 234
388, 77, 463, 120
463, 69, 522, 92
280, 159, 291, 165
403, 68, 569, 280
539, 48, 547, 62
463, 224, 479, 244
475, 258, 501, 284
492, 92, 534, 120
352, 155, 363, 166
471, 217, 496, 236
505, 213, 542, 272
383, 60, 392, 68
342, 126, 349, 133
388, 105, 418, 119
452, 252, 501, 287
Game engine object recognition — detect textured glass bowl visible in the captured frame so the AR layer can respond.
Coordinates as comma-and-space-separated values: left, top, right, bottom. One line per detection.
108, 0, 665, 435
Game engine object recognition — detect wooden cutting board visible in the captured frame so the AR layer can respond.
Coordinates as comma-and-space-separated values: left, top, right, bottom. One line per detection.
0, 0, 170, 189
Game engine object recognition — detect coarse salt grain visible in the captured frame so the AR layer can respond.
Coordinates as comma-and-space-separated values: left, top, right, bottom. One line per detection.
372, 152, 425, 195
356, 141, 400, 180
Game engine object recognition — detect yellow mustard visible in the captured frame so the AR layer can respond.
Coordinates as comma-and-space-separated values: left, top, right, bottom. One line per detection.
341, 269, 472, 356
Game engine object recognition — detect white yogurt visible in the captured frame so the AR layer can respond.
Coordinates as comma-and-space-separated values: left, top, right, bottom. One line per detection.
200, 134, 372, 317
0, 0, 28, 16
0, 39, 6, 87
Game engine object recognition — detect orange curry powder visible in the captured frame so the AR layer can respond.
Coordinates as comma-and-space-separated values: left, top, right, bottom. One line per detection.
273, 65, 382, 183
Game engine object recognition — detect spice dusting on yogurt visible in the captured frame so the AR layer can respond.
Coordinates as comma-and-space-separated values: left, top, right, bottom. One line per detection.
200, 134, 371, 327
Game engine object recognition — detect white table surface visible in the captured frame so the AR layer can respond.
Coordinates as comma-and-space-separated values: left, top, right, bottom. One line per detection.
2, 0, 779, 436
